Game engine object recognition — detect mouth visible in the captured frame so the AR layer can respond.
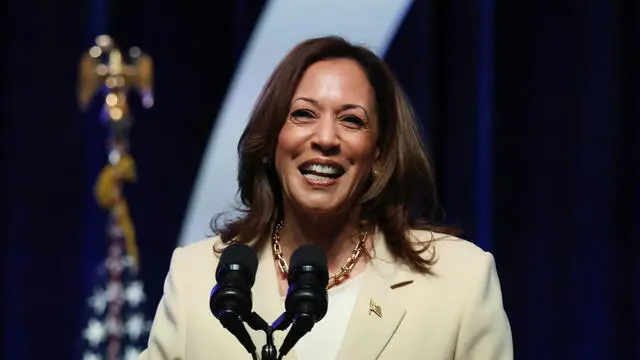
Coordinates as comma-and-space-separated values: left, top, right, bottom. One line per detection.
298, 159, 345, 184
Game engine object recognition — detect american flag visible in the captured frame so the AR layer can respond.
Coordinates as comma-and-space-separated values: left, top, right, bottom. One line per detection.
76, 34, 154, 359
79, 210, 151, 360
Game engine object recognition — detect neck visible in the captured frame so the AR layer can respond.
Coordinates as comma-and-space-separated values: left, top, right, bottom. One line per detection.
277, 205, 365, 274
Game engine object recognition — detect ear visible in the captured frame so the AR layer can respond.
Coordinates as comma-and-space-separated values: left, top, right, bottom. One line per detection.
370, 148, 381, 176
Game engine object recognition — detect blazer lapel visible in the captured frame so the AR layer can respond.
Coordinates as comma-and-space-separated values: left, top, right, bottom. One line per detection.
249, 242, 298, 360
335, 231, 412, 360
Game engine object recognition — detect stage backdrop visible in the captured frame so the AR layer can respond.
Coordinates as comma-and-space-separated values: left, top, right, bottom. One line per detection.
3, 0, 638, 359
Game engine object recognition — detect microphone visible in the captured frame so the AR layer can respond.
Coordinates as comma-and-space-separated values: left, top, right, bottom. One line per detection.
210, 243, 259, 357
276, 244, 329, 358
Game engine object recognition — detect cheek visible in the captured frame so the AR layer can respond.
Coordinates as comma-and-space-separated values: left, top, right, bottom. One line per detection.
274, 125, 302, 174
344, 134, 377, 165
276, 128, 293, 153
276, 123, 304, 154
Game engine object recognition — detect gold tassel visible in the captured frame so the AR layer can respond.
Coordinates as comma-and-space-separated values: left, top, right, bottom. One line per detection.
94, 153, 140, 271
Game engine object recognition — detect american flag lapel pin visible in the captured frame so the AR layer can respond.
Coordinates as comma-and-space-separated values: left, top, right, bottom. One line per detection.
369, 298, 382, 318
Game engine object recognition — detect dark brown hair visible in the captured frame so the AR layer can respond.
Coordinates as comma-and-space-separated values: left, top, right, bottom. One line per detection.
213, 36, 459, 273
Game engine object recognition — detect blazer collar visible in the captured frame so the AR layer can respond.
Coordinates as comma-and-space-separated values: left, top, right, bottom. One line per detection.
246, 229, 415, 360
334, 228, 413, 360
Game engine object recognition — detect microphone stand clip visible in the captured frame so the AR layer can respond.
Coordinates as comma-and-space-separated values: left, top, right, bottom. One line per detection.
245, 310, 295, 360
245, 312, 280, 360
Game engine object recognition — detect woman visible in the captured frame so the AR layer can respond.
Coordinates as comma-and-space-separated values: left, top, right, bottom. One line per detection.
140, 36, 513, 360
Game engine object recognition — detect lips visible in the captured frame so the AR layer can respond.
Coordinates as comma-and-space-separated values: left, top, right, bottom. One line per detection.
298, 159, 345, 181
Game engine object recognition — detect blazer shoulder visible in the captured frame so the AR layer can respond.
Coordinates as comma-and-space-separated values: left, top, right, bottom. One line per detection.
408, 229, 495, 276
169, 236, 222, 272
409, 229, 488, 258
178, 236, 220, 253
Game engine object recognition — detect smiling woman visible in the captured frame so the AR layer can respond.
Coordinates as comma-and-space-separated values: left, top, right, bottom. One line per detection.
277, 59, 378, 218
221, 37, 449, 278
140, 36, 513, 360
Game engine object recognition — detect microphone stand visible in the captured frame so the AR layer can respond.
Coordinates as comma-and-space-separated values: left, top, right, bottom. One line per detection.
244, 311, 296, 360
245, 312, 279, 360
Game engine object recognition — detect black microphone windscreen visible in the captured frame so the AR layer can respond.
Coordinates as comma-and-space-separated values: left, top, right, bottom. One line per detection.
289, 244, 329, 285
217, 243, 258, 286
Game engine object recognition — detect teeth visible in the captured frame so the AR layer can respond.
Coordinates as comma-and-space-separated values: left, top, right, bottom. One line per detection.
302, 164, 342, 175
303, 173, 334, 183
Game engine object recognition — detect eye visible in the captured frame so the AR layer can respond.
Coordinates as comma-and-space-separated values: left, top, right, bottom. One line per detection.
291, 109, 314, 119
341, 115, 366, 128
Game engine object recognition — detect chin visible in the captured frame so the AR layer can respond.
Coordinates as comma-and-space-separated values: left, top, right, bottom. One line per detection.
284, 173, 359, 216
292, 196, 350, 217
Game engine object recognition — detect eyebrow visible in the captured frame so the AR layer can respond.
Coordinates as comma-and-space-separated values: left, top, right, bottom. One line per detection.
293, 97, 370, 118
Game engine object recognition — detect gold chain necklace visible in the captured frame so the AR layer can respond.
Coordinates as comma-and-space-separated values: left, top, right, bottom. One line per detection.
271, 220, 368, 289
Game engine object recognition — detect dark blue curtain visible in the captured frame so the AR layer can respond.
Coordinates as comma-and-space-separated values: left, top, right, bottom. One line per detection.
3, 1, 638, 359
491, 2, 639, 358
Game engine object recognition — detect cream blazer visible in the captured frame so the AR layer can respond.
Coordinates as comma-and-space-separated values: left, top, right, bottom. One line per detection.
139, 230, 513, 359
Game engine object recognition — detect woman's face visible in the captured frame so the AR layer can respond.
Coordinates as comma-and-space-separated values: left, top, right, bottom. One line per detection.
275, 58, 379, 216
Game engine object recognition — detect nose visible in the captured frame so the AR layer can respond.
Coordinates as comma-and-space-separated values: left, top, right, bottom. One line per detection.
311, 116, 340, 154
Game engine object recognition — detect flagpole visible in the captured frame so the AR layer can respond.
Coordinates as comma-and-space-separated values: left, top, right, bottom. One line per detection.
78, 34, 154, 360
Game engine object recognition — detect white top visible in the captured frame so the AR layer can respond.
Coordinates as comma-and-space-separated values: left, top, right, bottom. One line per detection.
291, 273, 365, 360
